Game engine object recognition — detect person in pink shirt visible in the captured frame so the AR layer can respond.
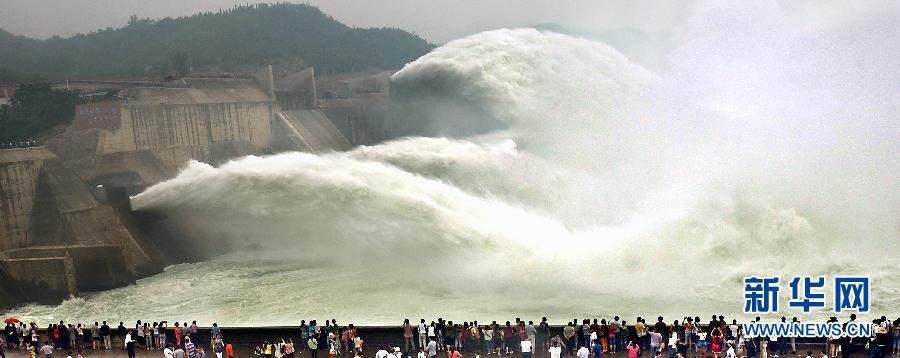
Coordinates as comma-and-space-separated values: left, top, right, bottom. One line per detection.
627, 341, 641, 358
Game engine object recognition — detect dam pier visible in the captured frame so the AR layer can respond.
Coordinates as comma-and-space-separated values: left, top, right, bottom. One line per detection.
0, 67, 392, 308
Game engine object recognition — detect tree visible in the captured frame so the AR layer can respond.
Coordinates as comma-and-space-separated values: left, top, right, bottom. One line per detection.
171, 51, 190, 77
0, 84, 82, 142
0, 4, 434, 80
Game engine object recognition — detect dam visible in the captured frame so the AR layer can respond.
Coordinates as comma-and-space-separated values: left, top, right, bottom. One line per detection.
0, 66, 389, 308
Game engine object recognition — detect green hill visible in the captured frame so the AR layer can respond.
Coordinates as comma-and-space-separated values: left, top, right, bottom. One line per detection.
0, 3, 433, 81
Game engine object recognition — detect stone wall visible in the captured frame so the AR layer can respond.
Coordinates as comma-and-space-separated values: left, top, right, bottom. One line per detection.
0, 148, 55, 251
0, 256, 77, 304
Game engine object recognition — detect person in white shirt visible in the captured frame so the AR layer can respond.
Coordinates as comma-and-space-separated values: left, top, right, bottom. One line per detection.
417, 347, 427, 358
521, 339, 534, 358
649, 331, 662, 354
726, 344, 736, 358
165, 345, 176, 358
375, 346, 390, 358
427, 340, 437, 358
577, 345, 589, 358
549, 338, 563, 358
418, 320, 428, 350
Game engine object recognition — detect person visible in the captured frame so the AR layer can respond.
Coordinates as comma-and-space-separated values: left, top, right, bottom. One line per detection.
117, 323, 126, 350
308, 337, 319, 358
676, 338, 688, 358
152, 323, 160, 350
145, 323, 153, 350
184, 338, 195, 358
650, 330, 662, 355
521, 335, 534, 358
433, 321, 443, 352
41, 342, 53, 358
427, 338, 437, 358
160, 322, 168, 349
608, 318, 619, 354
591, 340, 602, 358
214, 336, 225, 358
75, 325, 83, 350
635, 319, 647, 353
710, 326, 724, 358
526, 322, 537, 351
744, 335, 758, 358
275, 340, 284, 358
376, 345, 390, 358
341, 327, 351, 354
404, 320, 415, 353
136, 321, 145, 350
299, 321, 308, 352
353, 335, 363, 354
563, 323, 576, 356
697, 330, 708, 358
581, 320, 591, 350
100, 322, 111, 350
174, 324, 183, 350
226, 341, 234, 358
626, 341, 640, 358
211, 324, 221, 350
726, 344, 736, 358
165, 344, 175, 358
285, 339, 295, 358
126, 330, 136, 358
62, 324, 73, 351
656, 318, 669, 346
324, 335, 333, 358
540, 318, 551, 351
418, 347, 427, 358
175, 345, 186, 358
483, 325, 494, 354
549, 338, 562, 358
577, 343, 589, 358
683, 318, 694, 353
448, 347, 461, 358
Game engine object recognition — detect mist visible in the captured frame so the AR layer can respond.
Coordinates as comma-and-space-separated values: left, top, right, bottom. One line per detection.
8, 0, 898, 325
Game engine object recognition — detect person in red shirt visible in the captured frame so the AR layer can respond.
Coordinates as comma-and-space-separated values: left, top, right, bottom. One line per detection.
174, 324, 183, 348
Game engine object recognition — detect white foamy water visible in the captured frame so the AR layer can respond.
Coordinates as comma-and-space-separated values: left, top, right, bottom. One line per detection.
6, 2, 898, 326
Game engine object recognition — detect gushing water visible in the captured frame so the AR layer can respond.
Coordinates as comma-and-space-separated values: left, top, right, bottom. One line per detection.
7, 2, 898, 326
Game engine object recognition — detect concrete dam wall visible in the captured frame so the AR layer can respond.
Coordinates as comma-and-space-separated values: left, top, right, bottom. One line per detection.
0, 71, 388, 309
0, 148, 165, 306
97, 102, 274, 155
272, 109, 352, 152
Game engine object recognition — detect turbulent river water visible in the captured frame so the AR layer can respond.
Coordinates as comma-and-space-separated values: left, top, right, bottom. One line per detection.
6, 2, 898, 326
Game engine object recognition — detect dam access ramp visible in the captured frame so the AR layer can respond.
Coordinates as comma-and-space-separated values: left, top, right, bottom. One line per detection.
274, 110, 353, 152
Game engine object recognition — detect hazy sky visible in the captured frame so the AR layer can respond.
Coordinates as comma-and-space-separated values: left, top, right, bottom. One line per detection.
0, 0, 694, 43
1, 0, 892, 44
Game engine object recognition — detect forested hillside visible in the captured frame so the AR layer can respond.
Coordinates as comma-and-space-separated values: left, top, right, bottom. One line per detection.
0, 3, 433, 81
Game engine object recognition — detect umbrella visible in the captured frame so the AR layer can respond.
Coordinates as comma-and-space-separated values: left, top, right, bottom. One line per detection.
4, 317, 20, 324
